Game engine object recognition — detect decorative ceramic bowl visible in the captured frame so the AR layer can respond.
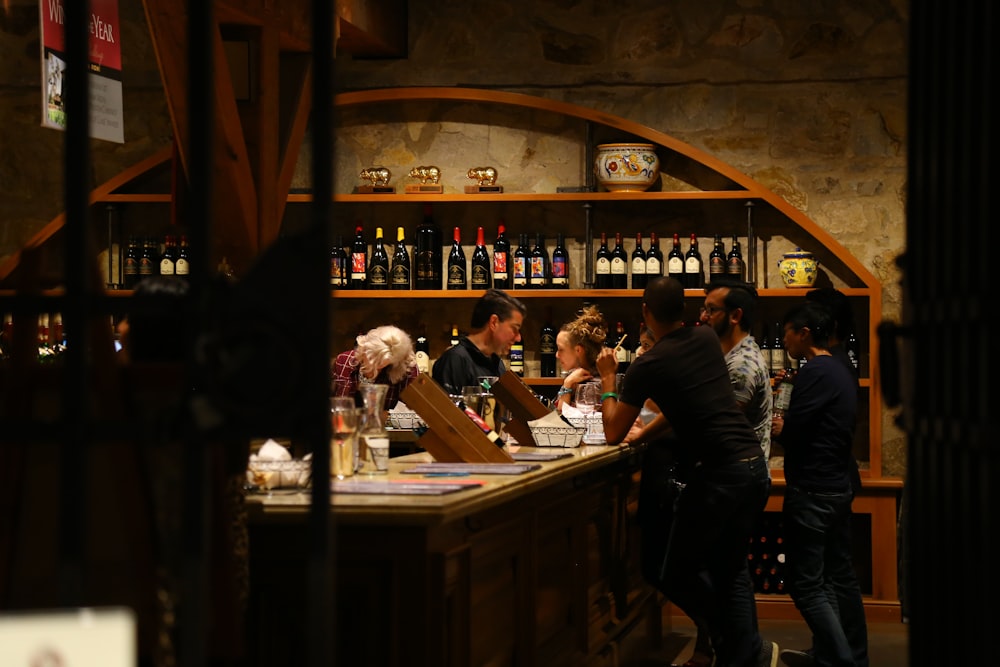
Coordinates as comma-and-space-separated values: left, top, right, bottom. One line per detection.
594, 143, 660, 192
778, 248, 819, 288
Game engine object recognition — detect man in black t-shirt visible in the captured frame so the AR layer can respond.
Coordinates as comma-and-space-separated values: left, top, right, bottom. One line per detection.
431, 288, 526, 395
596, 276, 777, 667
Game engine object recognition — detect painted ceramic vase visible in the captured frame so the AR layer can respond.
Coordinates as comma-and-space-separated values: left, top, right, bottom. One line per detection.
778, 248, 819, 288
594, 143, 660, 192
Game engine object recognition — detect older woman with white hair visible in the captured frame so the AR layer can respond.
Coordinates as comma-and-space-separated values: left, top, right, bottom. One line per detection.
331, 325, 419, 409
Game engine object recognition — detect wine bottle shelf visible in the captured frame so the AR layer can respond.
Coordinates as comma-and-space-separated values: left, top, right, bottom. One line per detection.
328, 287, 873, 299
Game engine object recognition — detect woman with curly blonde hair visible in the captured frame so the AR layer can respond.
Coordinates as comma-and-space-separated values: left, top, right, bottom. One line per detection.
554, 305, 608, 412
331, 325, 418, 409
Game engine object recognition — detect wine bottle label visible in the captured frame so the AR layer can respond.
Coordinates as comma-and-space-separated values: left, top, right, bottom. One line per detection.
667, 257, 683, 274
646, 257, 661, 275
493, 253, 508, 280
447, 264, 466, 288
539, 333, 556, 355
471, 264, 490, 288
175, 258, 189, 275
632, 258, 646, 275
124, 257, 138, 275
509, 344, 524, 375
390, 264, 410, 287
596, 257, 611, 274
369, 265, 388, 286
352, 253, 366, 280
685, 257, 700, 273
529, 257, 546, 284
415, 351, 430, 373
709, 257, 725, 275
611, 257, 626, 274
513, 256, 527, 286
615, 346, 629, 364
551, 257, 568, 286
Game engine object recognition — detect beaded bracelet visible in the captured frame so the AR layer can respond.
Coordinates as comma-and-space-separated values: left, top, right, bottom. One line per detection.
600, 391, 618, 402
557, 387, 573, 397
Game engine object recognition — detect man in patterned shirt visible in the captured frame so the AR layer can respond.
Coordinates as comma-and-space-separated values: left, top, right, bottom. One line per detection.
701, 278, 773, 463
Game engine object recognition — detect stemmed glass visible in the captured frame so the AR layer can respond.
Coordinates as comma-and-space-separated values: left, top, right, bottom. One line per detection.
575, 382, 601, 441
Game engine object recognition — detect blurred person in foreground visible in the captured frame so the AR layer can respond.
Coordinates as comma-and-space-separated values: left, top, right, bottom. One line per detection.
596, 276, 777, 667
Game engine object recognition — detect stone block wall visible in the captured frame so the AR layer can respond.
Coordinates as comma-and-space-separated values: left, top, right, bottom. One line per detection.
0, 0, 908, 474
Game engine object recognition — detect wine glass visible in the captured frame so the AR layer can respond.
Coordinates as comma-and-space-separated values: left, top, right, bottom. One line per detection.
575, 383, 602, 443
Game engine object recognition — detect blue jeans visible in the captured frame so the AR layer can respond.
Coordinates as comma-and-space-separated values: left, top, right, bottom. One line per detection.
784, 486, 869, 667
659, 455, 770, 667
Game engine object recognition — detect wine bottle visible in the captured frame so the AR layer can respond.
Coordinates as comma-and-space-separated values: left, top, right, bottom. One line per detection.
513, 233, 529, 288
509, 340, 524, 376
159, 234, 177, 276
727, 234, 745, 280
667, 233, 684, 283
595, 232, 612, 289
683, 233, 703, 289
138, 237, 156, 278
529, 232, 549, 288
708, 233, 726, 280
492, 222, 511, 289
631, 232, 647, 290
772, 367, 796, 417
759, 324, 772, 371
123, 236, 139, 289
350, 224, 368, 289
645, 231, 663, 283
175, 235, 190, 279
539, 310, 557, 377
368, 226, 390, 289
613, 321, 631, 371
846, 330, 860, 375
770, 321, 786, 377
446, 226, 467, 290
471, 226, 491, 290
610, 232, 628, 289
450, 325, 460, 347
415, 331, 430, 373
330, 234, 348, 288
390, 226, 411, 290
551, 233, 569, 288
415, 204, 442, 289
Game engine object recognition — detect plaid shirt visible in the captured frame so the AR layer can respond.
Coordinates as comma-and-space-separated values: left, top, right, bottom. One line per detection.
331, 348, 418, 409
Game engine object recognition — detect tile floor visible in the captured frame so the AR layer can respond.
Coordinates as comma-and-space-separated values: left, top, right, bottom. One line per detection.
620, 614, 909, 666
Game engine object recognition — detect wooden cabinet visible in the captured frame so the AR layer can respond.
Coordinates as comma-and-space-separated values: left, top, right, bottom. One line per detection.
246, 447, 655, 667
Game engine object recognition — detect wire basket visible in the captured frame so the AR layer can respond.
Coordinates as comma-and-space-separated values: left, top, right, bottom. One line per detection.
387, 411, 426, 430
529, 424, 585, 448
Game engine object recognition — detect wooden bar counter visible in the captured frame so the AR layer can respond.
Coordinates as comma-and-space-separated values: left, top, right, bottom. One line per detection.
245, 443, 659, 667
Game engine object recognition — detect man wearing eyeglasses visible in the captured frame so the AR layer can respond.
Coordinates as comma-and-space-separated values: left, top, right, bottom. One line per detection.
701, 279, 773, 464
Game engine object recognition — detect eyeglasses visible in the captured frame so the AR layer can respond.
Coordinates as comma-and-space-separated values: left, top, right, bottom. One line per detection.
700, 304, 727, 316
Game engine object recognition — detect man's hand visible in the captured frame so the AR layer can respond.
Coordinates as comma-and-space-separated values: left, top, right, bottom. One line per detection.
595, 346, 618, 379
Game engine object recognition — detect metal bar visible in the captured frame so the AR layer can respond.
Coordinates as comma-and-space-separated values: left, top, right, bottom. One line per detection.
179, 1, 215, 664
309, 1, 335, 664
58, 0, 92, 610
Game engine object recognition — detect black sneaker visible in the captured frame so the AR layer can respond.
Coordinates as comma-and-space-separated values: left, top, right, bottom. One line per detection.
758, 640, 779, 667
778, 648, 816, 667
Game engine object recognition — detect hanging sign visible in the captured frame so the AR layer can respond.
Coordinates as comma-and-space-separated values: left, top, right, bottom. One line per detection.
39, 0, 124, 143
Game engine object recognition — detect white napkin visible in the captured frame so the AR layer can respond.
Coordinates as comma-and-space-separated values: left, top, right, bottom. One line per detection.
256, 439, 291, 461
528, 411, 571, 429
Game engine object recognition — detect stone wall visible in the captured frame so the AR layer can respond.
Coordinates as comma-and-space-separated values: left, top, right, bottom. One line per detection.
0, 0, 908, 474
